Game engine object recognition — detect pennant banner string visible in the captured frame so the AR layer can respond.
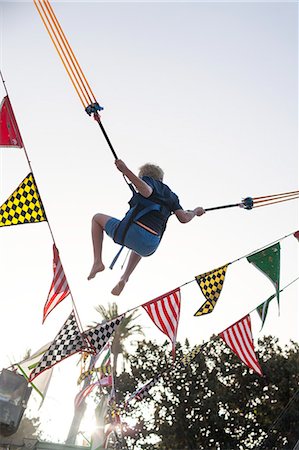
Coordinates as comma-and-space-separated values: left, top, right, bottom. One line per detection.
0, 72, 85, 331
179, 230, 296, 290
123, 279, 298, 409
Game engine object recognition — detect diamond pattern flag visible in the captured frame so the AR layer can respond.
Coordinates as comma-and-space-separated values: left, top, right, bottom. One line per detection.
43, 244, 70, 322
0, 96, 23, 148
247, 243, 280, 307
84, 315, 124, 355
0, 173, 47, 227
194, 265, 229, 316
220, 314, 262, 376
142, 288, 181, 357
256, 293, 276, 330
29, 311, 86, 381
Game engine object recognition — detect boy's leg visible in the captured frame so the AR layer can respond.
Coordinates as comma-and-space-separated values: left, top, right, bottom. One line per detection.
111, 251, 142, 296
88, 213, 113, 280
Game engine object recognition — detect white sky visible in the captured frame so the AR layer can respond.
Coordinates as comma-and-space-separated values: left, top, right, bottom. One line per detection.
0, 1, 298, 444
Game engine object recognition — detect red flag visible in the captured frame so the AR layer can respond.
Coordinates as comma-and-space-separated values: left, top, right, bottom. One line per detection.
0, 96, 23, 148
220, 315, 262, 376
43, 244, 70, 322
142, 288, 181, 357
293, 231, 299, 241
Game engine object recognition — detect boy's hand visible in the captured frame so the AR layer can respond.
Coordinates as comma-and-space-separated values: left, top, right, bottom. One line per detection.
115, 159, 129, 175
194, 207, 205, 216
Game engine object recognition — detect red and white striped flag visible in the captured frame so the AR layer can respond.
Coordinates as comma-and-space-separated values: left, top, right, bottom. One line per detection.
75, 381, 100, 408
43, 244, 70, 322
220, 314, 262, 376
142, 288, 181, 357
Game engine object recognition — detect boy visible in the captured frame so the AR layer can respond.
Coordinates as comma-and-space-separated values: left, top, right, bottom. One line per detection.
88, 159, 205, 295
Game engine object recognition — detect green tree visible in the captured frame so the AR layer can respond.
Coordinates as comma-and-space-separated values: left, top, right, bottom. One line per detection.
116, 336, 299, 450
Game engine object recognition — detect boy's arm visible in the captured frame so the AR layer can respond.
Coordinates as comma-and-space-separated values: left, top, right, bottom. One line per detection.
115, 159, 153, 198
175, 207, 205, 223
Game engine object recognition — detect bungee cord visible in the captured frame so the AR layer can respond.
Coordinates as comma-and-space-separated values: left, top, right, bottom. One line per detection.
33, 0, 298, 212
33, 0, 119, 162
205, 190, 299, 212
33, 0, 96, 109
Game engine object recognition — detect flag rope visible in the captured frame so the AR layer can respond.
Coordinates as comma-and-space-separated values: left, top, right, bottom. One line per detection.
0, 72, 87, 336
107, 231, 298, 324
123, 276, 299, 409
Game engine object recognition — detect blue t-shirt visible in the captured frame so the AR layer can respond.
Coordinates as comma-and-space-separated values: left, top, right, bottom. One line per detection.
137, 176, 183, 234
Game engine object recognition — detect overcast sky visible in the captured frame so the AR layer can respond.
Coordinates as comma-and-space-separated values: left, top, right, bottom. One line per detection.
0, 1, 298, 443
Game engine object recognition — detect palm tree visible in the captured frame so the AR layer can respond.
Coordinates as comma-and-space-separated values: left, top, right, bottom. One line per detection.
94, 302, 144, 377
66, 302, 144, 445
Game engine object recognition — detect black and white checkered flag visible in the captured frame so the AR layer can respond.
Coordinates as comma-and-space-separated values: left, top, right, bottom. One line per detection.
84, 315, 124, 355
29, 311, 86, 381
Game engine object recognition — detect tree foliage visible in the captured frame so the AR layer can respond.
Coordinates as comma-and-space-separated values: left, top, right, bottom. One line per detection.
116, 336, 299, 450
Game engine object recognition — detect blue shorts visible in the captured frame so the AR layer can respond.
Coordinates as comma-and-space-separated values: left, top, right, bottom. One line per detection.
105, 218, 160, 257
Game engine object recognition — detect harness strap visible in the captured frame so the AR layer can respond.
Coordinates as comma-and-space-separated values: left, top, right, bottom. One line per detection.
110, 202, 162, 269
109, 245, 125, 270
134, 204, 161, 223
113, 203, 161, 246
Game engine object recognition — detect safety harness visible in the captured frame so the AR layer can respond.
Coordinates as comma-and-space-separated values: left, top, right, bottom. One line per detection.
109, 187, 171, 269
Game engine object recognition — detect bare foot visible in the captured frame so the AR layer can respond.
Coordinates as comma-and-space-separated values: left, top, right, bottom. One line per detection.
87, 262, 105, 280
111, 279, 127, 296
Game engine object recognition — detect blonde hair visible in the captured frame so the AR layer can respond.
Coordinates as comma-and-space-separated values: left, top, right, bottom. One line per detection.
138, 163, 164, 181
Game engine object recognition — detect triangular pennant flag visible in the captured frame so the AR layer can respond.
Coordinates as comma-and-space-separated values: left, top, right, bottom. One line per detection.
126, 375, 161, 405
74, 381, 100, 408
0, 173, 47, 227
16, 342, 53, 401
97, 343, 112, 378
99, 374, 112, 387
142, 288, 181, 358
84, 315, 124, 355
0, 96, 23, 148
29, 311, 86, 382
180, 345, 201, 366
43, 244, 70, 322
293, 230, 299, 241
247, 243, 280, 307
194, 265, 229, 316
220, 314, 262, 376
256, 293, 276, 330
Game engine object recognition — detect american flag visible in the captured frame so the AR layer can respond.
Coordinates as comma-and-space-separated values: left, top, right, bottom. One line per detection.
43, 244, 70, 322
220, 314, 262, 376
142, 288, 181, 357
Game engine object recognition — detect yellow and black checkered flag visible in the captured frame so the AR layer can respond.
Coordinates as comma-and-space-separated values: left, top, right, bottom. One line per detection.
194, 265, 229, 316
181, 345, 201, 366
0, 173, 47, 227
